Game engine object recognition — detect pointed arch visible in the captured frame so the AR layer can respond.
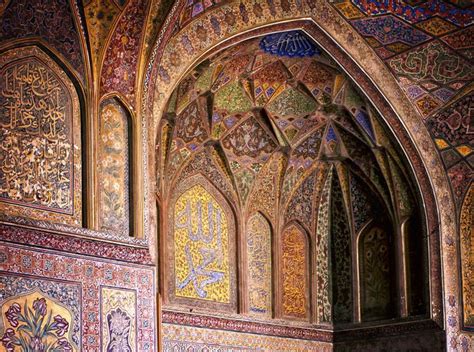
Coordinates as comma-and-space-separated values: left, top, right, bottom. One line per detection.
167, 174, 237, 312
0, 45, 83, 226
97, 95, 134, 236
280, 221, 310, 320
246, 212, 273, 316
358, 224, 395, 322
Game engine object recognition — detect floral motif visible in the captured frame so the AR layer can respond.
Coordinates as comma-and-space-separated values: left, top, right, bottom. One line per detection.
1, 298, 72, 352
52, 315, 69, 337
5, 303, 20, 328
106, 308, 132, 352
33, 298, 47, 317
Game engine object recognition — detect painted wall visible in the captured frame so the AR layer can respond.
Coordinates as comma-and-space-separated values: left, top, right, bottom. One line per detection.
0, 226, 155, 351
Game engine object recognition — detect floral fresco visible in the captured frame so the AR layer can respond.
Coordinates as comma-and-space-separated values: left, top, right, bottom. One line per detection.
0, 291, 76, 351
101, 287, 136, 352
98, 99, 131, 235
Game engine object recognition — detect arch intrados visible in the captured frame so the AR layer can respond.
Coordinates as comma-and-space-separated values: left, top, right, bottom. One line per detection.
148, 15, 452, 330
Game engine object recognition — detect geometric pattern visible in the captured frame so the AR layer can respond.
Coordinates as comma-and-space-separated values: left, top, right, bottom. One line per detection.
332, 0, 474, 118
426, 92, 473, 208
161, 30, 426, 330
352, 15, 430, 46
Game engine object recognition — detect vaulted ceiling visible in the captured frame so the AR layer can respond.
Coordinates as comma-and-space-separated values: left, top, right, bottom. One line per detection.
158, 30, 418, 244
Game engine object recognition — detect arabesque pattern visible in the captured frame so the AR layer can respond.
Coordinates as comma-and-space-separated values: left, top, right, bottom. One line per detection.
247, 213, 272, 315
161, 30, 425, 330
281, 224, 308, 319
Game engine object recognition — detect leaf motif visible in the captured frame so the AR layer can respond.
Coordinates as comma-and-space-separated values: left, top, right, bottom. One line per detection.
40, 312, 53, 336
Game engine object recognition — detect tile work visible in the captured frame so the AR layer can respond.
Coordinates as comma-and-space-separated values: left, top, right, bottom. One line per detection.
0, 237, 155, 352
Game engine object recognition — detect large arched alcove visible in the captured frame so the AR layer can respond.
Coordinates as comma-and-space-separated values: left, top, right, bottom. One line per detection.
154, 28, 443, 349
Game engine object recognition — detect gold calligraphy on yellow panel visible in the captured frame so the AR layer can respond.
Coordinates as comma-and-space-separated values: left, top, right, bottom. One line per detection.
174, 184, 230, 303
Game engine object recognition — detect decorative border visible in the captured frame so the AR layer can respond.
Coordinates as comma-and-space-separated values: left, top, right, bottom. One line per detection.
0, 240, 156, 351
162, 310, 443, 343
0, 224, 153, 265
0, 217, 149, 246
162, 310, 332, 342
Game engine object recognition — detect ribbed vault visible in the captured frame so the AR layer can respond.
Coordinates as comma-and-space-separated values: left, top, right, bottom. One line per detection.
158, 31, 428, 327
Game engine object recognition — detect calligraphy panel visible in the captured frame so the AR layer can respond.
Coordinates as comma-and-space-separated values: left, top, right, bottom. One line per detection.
170, 176, 236, 309
0, 46, 81, 225
98, 98, 131, 235
247, 213, 272, 316
281, 224, 309, 320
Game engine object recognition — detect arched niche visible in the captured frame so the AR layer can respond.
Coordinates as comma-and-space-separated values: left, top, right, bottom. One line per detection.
401, 215, 428, 317
166, 174, 237, 312
97, 96, 133, 236
460, 184, 473, 330
148, 13, 446, 331
358, 224, 395, 322
280, 222, 310, 321
152, 23, 444, 350
246, 212, 273, 317
0, 45, 82, 226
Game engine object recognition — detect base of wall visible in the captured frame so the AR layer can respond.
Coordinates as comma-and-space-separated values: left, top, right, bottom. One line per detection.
163, 311, 445, 351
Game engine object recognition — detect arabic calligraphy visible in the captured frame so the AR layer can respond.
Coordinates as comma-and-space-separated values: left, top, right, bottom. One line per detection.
282, 225, 308, 319
0, 58, 73, 212
174, 185, 230, 302
247, 213, 272, 315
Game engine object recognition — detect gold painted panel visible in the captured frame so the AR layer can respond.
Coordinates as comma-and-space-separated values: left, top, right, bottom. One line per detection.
281, 224, 308, 319
247, 213, 272, 316
98, 99, 130, 235
0, 291, 77, 351
0, 46, 81, 225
